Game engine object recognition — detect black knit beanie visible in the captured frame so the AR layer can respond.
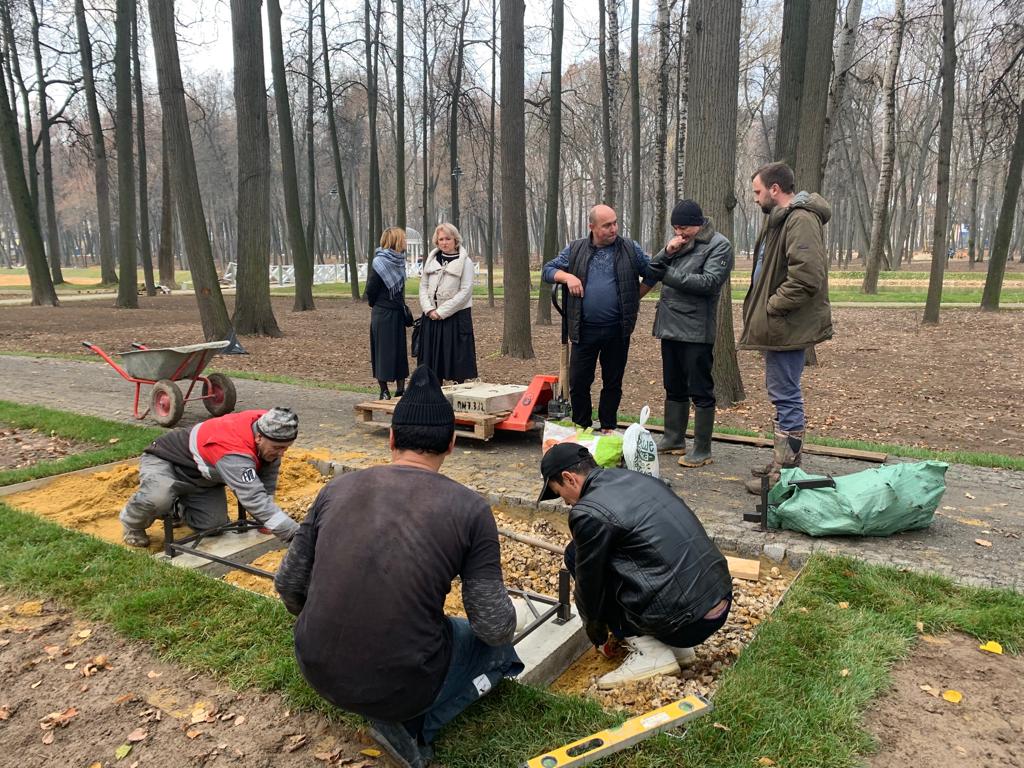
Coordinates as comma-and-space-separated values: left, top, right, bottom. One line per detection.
670, 199, 706, 228
392, 366, 455, 427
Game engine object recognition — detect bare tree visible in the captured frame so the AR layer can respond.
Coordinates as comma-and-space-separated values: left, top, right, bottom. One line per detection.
231, 0, 280, 336
114, 0, 138, 307
147, 0, 231, 339
686, 0, 743, 406
536, 0, 563, 326
598, 0, 614, 206
396, 0, 406, 227
923, 0, 957, 325
822, 0, 864, 182
981, 103, 1024, 310
132, 1, 155, 296
500, 0, 534, 359
863, 0, 906, 293
653, 0, 670, 244
156, 121, 176, 289
485, 0, 497, 306
364, 0, 382, 262
628, 0, 641, 238
267, 0, 313, 310
448, 0, 469, 228
73, 0, 117, 284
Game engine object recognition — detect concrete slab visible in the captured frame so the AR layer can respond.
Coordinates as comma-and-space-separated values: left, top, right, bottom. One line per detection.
156, 528, 275, 571
514, 595, 591, 688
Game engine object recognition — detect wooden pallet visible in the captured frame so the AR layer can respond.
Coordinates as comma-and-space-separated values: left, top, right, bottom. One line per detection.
354, 399, 509, 441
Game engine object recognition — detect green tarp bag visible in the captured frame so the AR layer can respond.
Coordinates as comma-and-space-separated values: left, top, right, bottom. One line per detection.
766, 461, 949, 537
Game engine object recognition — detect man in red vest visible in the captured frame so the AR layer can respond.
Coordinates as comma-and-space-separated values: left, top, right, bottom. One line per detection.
119, 407, 300, 547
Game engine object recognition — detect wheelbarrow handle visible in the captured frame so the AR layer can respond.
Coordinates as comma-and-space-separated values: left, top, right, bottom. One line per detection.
81, 341, 94, 349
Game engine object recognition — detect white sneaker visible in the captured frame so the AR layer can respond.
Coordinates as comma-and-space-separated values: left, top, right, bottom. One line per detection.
596, 636, 681, 689
672, 646, 697, 667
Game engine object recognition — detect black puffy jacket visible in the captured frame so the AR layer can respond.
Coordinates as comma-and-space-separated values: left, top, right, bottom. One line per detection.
569, 468, 731, 637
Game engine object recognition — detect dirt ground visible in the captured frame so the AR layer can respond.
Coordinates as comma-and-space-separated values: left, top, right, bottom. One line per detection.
0, 294, 1020, 456
865, 632, 1024, 767
0, 427, 98, 471
0, 591, 377, 768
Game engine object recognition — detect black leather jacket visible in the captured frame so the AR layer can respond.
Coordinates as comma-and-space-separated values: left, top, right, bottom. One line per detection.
569, 468, 731, 637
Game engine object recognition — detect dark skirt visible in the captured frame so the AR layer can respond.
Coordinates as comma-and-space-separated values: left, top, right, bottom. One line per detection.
417, 307, 478, 382
370, 303, 410, 382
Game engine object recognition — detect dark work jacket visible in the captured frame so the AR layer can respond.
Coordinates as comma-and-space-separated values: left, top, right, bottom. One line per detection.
564, 236, 642, 343
569, 468, 731, 638
647, 221, 734, 345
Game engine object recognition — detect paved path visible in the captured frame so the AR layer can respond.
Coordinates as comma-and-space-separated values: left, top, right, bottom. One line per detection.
2, 354, 1022, 591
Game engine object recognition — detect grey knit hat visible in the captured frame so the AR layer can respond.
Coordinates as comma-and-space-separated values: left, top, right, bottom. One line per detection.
256, 407, 299, 442
393, 366, 454, 427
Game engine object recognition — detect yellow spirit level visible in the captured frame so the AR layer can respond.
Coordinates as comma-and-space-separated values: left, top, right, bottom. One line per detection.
520, 693, 712, 767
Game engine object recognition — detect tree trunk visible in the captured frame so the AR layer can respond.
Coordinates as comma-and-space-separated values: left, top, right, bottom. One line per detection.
486, 0, 496, 307
132, 1, 155, 296
607, 0, 620, 209
981, 103, 1024, 311
863, 0, 905, 294
536, 0, 562, 327
231, 0, 280, 336
28, 0, 63, 285
674, 1, 688, 199
598, 0, 614, 206
157, 120, 177, 289
321, 0, 359, 300
449, 0, 469, 228
396, 0, 406, 228
2, 5, 39, 223
629, 0, 641, 240
364, 0, 382, 267
114, 0, 138, 307
793, 0, 836, 192
922, 0, 956, 325
686, 0, 743, 406
653, 0, 670, 244
0, 45, 57, 305
304, 0, 318, 274
500, 0, 534, 359
774, 0, 809, 168
73, 0, 117, 284
148, 0, 231, 339
421, 0, 430, 257
267, 0, 313, 310
821, 0, 862, 182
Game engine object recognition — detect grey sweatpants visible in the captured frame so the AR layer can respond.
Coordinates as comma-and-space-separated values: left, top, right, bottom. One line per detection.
120, 454, 231, 532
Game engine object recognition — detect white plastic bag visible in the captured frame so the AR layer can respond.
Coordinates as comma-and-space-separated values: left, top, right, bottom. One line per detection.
621, 405, 659, 478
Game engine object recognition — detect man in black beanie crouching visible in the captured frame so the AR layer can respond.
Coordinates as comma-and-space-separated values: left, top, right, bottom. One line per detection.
275, 365, 522, 767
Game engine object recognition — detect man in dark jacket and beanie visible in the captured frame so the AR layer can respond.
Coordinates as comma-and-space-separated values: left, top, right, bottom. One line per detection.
538, 443, 732, 689
740, 162, 833, 494
646, 199, 734, 467
542, 204, 657, 432
275, 365, 522, 768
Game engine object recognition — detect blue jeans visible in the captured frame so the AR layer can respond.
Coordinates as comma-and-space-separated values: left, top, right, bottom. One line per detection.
764, 349, 806, 432
410, 617, 523, 745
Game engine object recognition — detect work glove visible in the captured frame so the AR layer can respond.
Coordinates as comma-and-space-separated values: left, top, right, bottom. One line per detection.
584, 619, 609, 648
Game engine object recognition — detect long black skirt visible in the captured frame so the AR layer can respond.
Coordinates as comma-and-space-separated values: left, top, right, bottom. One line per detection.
417, 307, 478, 382
370, 304, 409, 382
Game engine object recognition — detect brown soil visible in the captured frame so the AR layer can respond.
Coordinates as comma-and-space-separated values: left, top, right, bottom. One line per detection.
865, 632, 1024, 767
0, 426, 98, 471
0, 294, 1020, 455
3, 451, 330, 553
0, 591, 376, 768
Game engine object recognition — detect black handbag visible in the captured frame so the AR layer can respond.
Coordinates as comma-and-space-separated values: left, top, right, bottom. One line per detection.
402, 303, 415, 327
410, 316, 423, 358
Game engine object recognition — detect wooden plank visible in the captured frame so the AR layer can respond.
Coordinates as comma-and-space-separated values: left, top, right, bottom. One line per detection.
626, 422, 887, 463
725, 555, 760, 582
353, 401, 501, 441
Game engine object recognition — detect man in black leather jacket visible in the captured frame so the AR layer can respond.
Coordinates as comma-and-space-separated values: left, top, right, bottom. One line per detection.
538, 443, 732, 688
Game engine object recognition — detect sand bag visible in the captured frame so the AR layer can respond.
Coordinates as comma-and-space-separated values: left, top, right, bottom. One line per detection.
766, 461, 948, 536
541, 420, 623, 468
621, 406, 660, 478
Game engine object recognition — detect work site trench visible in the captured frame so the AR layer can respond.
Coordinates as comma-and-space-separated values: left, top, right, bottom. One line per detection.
0, 449, 795, 716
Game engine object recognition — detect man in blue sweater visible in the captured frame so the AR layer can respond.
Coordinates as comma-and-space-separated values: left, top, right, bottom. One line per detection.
543, 205, 657, 432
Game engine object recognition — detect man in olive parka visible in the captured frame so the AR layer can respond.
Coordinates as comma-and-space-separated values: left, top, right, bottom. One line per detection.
740, 161, 833, 494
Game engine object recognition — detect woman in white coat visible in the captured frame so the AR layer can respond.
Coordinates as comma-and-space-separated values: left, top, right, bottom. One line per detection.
417, 222, 478, 383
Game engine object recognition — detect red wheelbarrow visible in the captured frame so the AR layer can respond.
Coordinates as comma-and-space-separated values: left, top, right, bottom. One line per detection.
83, 339, 238, 427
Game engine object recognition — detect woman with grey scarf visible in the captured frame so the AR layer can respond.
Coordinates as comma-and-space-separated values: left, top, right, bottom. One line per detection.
366, 227, 411, 399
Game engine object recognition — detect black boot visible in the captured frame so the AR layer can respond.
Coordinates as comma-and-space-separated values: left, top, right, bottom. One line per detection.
378, 381, 391, 400
394, 378, 406, 397
656, 399, 688, 454
679, 406, 714, 467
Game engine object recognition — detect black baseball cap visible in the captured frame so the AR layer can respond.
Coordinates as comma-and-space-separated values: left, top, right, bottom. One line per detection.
537, 443, 593, 504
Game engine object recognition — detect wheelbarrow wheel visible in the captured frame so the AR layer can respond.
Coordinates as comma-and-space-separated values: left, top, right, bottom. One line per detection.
151, 379, 185, 427
202, 373, 237, 416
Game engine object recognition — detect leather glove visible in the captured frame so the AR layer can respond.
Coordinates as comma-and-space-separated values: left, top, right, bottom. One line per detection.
584, 619, 609, 648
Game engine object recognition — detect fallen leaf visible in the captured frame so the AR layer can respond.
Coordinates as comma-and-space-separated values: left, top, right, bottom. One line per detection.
360, 748, 383, 758
838, 601, 850, 609
41, 731, 54, 745
31, 680, 42, 689
964, 492, 975, 499
942, 690, 963, 703
64, 662, 77, 670
44, 645, 61, 656
39, 707, 78, 729
15, 600, 44, 616
77, 629, 92, 639
146, 670, 162, 679
979, 640, 1003, 655
127, 727, 147, 743
974, 539, 992, 547
757, 759, 777, 767
115, 743, 133, 760
915, 621, 925, 633
233, 715, 246, 727
840, 668, 850, 677
114, 693, 137, 705
191, 708, 210, 725
0, 706, 11, 720
88, 763, 102, 768
185, 728, 203, 739
712, 721, 731, 731
108, 438, 120, 444
284, 734, 309, 753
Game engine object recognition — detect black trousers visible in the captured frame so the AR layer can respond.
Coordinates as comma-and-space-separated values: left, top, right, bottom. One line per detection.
569, 324, 630, 430
563, 541, 731, 647
661, 339, 716, 409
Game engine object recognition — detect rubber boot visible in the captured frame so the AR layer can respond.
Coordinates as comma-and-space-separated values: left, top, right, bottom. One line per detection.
656, 399, 688, 454
679, 406, 714, 467
745, 427, 804, 494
